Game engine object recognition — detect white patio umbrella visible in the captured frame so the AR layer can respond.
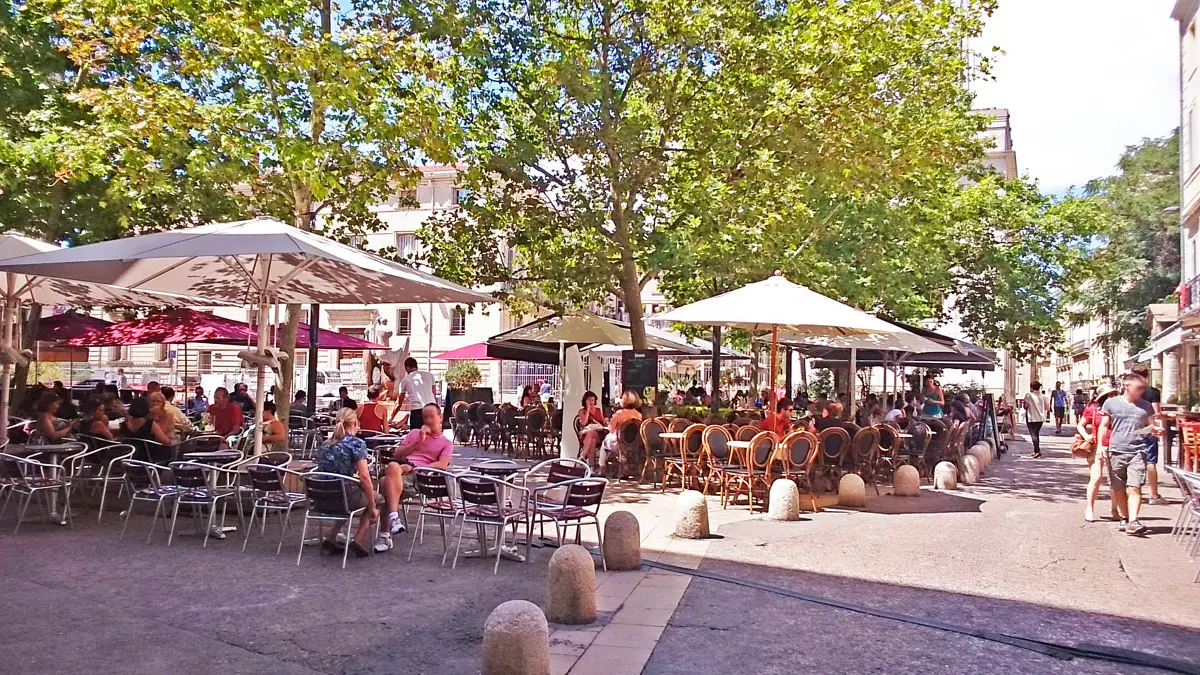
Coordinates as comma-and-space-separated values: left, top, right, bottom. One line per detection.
650, 273, 904, 414
0, 233, 215, 442
0, 217, 494, 453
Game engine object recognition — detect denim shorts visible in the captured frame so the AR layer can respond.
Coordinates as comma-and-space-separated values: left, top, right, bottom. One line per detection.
1143, 437, 1159, 464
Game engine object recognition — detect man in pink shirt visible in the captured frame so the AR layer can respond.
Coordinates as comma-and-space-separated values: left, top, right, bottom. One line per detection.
394, 403, 455, 470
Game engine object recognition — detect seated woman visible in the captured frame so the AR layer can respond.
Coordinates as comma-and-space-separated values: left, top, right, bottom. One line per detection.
260, 401, 289, 454
575, 391, 607, 468
599, 390, 643, 469
813, 402, 844, 433
118, 397, 174, 449
314, 407, 381, 558
519, 384, 538, 409
147, 392, 177, 445
357, 386, 387, 433
30, 391, 75, 445
79, 396, 115, 441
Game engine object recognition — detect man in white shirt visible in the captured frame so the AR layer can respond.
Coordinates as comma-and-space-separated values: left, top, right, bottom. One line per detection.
1022, 381, 1050, 459
390, 357, 436, 429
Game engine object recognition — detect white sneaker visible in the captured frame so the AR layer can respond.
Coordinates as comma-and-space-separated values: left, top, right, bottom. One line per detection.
389, 512, 406, 534
375, 533, 394, 553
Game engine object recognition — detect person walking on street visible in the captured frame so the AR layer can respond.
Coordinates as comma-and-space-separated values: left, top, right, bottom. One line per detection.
1095, 372, 1161, 535
1022, 381, 1050, 458
1131, 366, 1167, 505
1051, 382, 1068, 433
389, 357, 435, 430
1072, 388, 1087, 424
1076, 384, 1117, 522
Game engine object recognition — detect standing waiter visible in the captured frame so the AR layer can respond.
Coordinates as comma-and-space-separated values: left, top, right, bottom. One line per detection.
390, 357, 436, 430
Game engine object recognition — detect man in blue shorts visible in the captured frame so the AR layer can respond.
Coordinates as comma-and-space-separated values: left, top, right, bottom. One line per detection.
1096, 373, 1161, 534
1131, 367, 1166, 505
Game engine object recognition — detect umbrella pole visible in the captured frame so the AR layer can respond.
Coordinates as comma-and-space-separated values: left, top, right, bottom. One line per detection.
0, 292, 13, 443
770, 327, 778, 412
849, 347, 857, 419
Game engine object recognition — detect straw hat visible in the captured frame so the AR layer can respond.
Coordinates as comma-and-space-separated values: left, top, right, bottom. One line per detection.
1093, 383, 1117, 402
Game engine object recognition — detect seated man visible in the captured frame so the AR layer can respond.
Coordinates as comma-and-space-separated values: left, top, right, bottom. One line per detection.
761, 398, 794, 436
160, 386, 195, 433
389, 402, 455, 532
208, 387, 245, 438
186, 386, 209, 414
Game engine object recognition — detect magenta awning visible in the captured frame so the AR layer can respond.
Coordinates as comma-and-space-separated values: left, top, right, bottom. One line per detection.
293, 324, 386, 350
432, 342, 496, 360
65, 309, 254, 346
38, 311, 113, 342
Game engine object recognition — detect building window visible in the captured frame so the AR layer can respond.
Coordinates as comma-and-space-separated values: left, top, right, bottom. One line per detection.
156, 344, 169, 362
294, 351, 308, 368
453, 188, 472, 206
106, 346, 123, 362
396, 308, 412, 335
337, 327, 367, 368
395, 233, 417, 259
450, 307, 467, 336
390, 189, 417, 209
198, 351, 213, 372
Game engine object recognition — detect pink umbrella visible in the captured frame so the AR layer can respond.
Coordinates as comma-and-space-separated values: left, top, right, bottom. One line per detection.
432, 342, 496, 360
38, 311, 113, 342
293, 323, 386, 350
66, 308, 254, 346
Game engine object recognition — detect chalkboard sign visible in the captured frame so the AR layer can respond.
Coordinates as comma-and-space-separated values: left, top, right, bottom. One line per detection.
622, 349, 658, 405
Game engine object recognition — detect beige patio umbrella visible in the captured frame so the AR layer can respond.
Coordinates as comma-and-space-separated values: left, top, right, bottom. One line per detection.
0, 233, 215, 442
650, 273, 905, 413
0, 218, 493, 453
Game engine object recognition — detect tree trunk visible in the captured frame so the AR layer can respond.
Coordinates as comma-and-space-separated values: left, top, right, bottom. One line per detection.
617, 247, 646, 351
12, 305, 40, 403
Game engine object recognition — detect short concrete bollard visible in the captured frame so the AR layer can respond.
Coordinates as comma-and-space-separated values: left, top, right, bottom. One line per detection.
482, 600, 550, 675
674, 490, 710, 539
961, 455, 980, 484
981, 437, 997, 455
970, 446, 990, 472
934, 461, 958, 490
894, 465, 921, 497
546, 544, 597, 625
602, 511, 641, 571
837, 473, 866, 507
766, 479, 801, 520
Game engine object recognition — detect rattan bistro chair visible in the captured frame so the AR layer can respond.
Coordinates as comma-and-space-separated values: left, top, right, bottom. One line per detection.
817, 426, 852, 490
700, 424, 734, 501
850, 426, 881, 495
724, 431, 778, 512
778, 430, 821, 512
662, 423, 705, 492
640, 418, 668, 485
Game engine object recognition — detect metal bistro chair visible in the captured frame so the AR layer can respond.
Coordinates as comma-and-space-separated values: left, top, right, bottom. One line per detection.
178, 434, 225, 454
0, 452, 73, 533
453, 473, 530, 574
297, 471, 371, 569
530, 477, 609, 567
407, 467, 463, 564
166, 461, 235, 548
118, 459, 179, 543
242, 464, 307, 555
608, 417, 642, 480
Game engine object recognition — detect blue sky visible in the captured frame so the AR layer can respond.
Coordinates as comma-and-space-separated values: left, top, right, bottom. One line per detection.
971, 0, 1179, 195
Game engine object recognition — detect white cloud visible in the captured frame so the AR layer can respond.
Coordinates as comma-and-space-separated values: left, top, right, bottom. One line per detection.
971, 0, 1179, 193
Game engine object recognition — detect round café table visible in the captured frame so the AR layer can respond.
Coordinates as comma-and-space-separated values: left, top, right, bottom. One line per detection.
14, 443, 83, 525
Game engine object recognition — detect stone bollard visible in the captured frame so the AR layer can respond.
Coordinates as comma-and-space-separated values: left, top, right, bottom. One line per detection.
971, 446, 991, 472
766, 479, 801, 521
934, 461, 958, 490
602, 511, 641, 571
893, 465, 921, 497
837, 473, 866, 507
482, 600, 550, 675
961, 455, 980, 484
546, 545, 597, 625
981, 437, 997, 455
674, 490, 710, 539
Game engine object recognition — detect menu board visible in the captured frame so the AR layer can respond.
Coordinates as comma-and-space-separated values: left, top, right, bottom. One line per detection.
622, 349, 658, 405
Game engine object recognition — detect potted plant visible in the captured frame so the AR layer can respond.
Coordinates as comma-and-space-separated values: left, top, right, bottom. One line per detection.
442, 360, 492, 438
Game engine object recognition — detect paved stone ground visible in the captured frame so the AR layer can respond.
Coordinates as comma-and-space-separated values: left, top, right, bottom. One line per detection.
4, 433, 1200, 674
644, 431, 1200, 675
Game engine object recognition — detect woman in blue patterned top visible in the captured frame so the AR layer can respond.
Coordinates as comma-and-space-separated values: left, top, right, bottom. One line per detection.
315, 407, 378, 558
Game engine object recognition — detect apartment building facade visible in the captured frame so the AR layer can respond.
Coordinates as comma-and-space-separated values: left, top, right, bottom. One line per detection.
1171, 1, 1200, 404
